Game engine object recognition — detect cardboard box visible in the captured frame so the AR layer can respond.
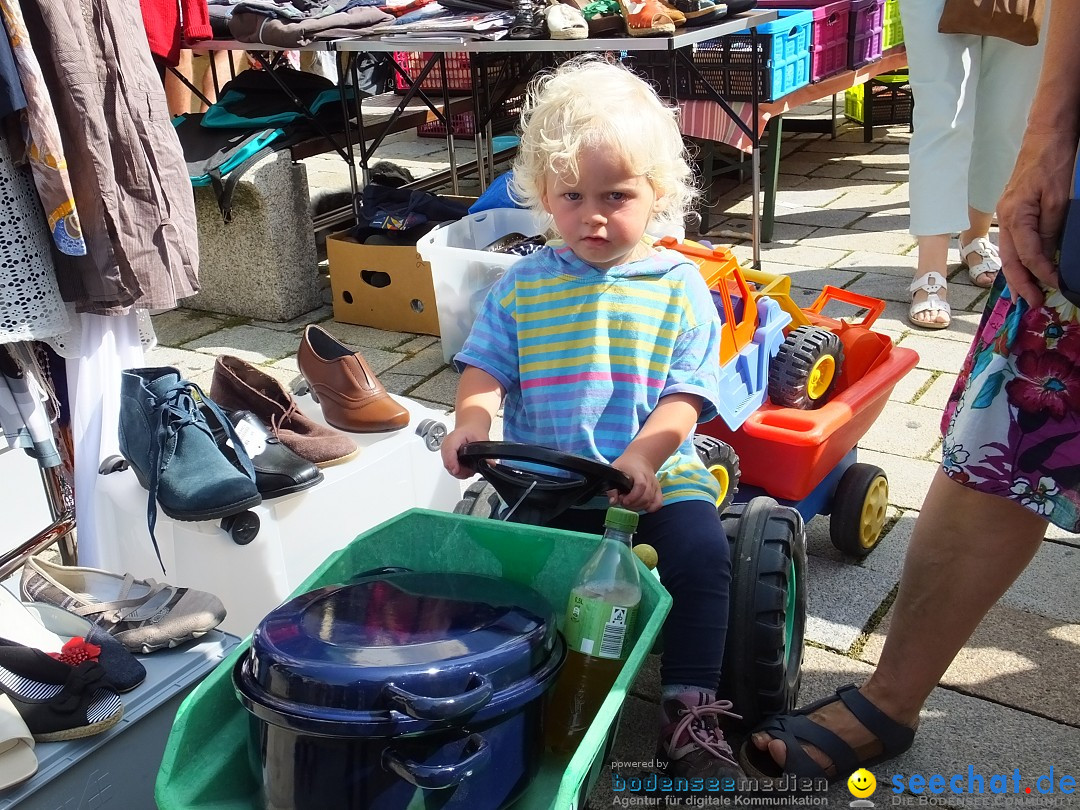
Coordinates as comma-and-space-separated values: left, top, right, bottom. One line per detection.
327, 196, 478, 336
328, 233, 441, 335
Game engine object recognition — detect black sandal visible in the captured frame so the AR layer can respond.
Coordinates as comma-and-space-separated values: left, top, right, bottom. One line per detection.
0, 643, 123, 742
738, 684, 917, 782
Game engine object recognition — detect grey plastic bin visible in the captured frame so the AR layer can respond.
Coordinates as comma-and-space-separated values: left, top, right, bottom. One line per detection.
0, 630, 239, 810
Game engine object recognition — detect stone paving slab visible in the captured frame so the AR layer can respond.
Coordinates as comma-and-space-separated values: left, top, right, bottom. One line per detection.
796, 647, 1080, 807
858, 400, 943, 458
804, 555, 897, 652
863, 603, 1080, 727
889, 367, 934, 405
898, 333, 979, 373
182, 324, 305, 363
150, 308, 230, 347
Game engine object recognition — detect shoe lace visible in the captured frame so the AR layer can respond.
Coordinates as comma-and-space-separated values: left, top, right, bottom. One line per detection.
144, 381, 255, 572
269, 398, 300, 439
665, 698, 742, 769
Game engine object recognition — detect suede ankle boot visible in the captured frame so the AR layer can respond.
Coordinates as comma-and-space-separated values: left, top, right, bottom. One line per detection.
209, 355, 358, 467
119, 367, 261, 568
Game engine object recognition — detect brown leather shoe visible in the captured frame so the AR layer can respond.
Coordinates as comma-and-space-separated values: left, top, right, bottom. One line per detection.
209, 355, 358, 467
297, 325, 410, 433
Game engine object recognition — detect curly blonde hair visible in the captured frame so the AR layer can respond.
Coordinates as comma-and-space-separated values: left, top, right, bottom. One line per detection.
510, 56, 696, 230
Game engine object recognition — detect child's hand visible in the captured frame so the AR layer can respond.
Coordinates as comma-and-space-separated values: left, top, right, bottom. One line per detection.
441, 426, 490, 479
609, 452, 663, 513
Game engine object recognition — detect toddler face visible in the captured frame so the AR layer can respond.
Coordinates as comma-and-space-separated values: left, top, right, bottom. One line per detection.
541, 146, 662, 270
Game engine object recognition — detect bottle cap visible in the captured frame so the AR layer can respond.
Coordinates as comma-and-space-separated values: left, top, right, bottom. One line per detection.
604, 506, 639, 533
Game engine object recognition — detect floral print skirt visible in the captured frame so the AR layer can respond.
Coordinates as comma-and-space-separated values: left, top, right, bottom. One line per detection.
942, 275, 1080, 532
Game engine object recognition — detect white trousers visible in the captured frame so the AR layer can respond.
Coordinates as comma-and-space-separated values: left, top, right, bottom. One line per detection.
901, 0, 1047, 236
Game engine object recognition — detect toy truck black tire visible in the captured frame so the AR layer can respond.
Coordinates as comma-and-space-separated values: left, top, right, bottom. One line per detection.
768, 325, 844, 409
695, 434, 741, 513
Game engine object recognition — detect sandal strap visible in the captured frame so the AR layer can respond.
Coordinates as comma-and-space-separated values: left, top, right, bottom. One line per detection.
910, 271, 947, 294
957, 235, 1000, 262
836, 684, 916, 755
745, 683, 917, 781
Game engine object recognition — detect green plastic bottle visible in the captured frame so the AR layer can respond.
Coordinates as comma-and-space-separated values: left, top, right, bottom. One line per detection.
545, 507, 642, 754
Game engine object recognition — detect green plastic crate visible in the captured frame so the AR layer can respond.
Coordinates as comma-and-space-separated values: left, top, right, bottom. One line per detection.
883, 0, 903, 49
844, 73, 912, 124
155, 508, 672, 810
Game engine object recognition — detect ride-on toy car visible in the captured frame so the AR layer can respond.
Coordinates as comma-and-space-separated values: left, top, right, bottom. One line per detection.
454, 440, 806, 729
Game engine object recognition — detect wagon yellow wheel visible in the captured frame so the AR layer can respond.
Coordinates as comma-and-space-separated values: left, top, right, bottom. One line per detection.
830, 463, 889, 558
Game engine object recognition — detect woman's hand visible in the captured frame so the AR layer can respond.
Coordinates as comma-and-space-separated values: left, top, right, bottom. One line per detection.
440, 425, 489, 479
997, 127, 1075, 308
609, 451, 663, 513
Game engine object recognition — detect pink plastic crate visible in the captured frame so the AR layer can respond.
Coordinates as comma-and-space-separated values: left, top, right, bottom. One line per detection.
759, 0, 851, 83
848, 0, 884, 68
393, 51, 474, 95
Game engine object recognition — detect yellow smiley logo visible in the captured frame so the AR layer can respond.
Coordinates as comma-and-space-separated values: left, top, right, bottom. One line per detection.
848, 768, 877, 798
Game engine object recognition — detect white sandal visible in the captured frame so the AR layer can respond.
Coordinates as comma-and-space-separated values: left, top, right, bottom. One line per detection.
908, 271, 951, 329
544, 1, 588, 38
957, 235, 1000, 288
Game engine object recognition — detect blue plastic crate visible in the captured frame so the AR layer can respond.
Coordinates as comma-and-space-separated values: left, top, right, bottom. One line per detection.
684, 8, 812, 101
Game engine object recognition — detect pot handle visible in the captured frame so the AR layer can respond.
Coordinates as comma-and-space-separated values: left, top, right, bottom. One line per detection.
382, 734, 491, 790
382, 673, 494, 721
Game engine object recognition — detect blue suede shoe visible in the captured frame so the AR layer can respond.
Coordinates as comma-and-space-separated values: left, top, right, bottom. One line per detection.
119, 367, 261, 568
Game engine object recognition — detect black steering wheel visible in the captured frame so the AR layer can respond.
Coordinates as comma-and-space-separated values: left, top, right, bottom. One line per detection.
458, 442, 633, 525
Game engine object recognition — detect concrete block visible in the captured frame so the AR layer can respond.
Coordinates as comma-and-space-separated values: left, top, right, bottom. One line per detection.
187, 152, 322, 322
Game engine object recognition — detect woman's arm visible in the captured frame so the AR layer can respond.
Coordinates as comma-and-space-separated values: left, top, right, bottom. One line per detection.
997, 3, 1080, 306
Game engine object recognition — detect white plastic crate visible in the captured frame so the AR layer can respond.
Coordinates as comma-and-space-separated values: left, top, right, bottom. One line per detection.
417, 208, 550, 364
91, 395, 462, 636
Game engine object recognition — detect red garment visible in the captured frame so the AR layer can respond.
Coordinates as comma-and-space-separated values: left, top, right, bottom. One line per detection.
139, 0, 212, 67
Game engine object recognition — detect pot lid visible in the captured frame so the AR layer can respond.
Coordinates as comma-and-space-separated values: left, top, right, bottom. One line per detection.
246, 571, 557, 723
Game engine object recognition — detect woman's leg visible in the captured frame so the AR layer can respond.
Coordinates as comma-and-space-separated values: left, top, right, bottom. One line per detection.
961, 25, 1048, 286
912, 234, 950, 326
751, 469, 1047, 772
901, 0, 978, 326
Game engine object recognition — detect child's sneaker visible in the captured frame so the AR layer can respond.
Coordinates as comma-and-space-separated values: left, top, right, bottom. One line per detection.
658, 690, 744, 781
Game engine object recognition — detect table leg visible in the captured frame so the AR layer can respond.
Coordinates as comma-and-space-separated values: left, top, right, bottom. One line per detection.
760, 115, 783, 246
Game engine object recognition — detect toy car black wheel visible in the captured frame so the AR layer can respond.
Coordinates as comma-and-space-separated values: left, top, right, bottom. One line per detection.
221, 510, 260, 545
694, 434, 741, 513
768, 325, 844, 409
720, 496, 806, 730
830, 463, 889, 558
453, 480, 502, 519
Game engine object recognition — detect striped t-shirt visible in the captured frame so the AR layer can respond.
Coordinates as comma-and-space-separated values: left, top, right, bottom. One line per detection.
456, 242, 723, 505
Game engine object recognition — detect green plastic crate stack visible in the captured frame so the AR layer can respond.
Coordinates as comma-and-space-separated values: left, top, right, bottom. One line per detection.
883, 0, 903, 49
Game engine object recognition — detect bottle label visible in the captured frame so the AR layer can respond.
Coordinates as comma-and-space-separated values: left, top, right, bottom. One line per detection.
564, 594, 639, 660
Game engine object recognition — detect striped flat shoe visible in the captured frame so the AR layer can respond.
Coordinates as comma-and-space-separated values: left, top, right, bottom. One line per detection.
0, 643, 123, 743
